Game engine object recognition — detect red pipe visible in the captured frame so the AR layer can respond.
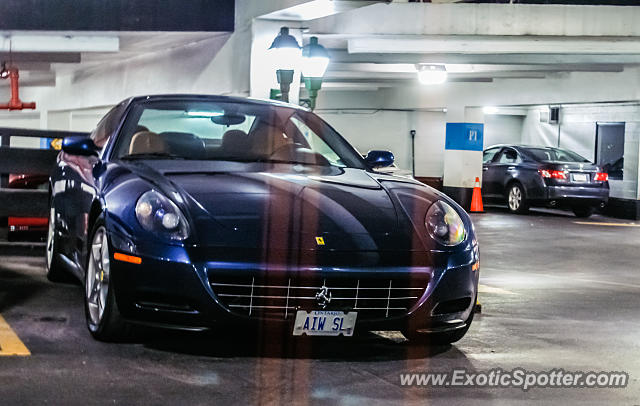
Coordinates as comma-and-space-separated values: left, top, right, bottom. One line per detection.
0, 68, 36, 110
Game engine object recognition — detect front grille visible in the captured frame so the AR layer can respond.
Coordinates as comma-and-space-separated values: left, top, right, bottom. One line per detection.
209, 275, 428, 321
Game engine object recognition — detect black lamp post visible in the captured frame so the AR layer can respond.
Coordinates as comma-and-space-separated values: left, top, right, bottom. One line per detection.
268, 27, 301, 103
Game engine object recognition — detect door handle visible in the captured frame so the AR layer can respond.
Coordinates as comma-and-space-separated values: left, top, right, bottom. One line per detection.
508, 166, 516, 170
483, 167, 488, 171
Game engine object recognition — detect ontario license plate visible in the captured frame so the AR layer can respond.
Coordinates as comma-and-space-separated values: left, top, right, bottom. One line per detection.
572, 173, 588, 182
292, 310, 357, 336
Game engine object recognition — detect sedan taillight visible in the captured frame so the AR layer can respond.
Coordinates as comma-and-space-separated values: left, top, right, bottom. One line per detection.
539, 169, 567, 180
594, 172, 608, 182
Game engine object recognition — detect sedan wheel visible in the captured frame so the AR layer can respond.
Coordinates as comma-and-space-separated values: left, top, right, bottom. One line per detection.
84, 221, 131, 341
507, 183, 528, 214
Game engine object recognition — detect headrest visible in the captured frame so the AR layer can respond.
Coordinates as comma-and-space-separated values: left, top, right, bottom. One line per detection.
221, 129, 249, 153
159, 131, 206, 159
250, 124, 289, 156
129, 131, 167, 155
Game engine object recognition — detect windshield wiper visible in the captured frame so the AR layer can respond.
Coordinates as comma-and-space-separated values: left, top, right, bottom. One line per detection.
120, 153, 187, 160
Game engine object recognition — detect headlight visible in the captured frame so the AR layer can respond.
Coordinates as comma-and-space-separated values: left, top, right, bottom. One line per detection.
425, 200, 466, 246
135, 190, 189, 241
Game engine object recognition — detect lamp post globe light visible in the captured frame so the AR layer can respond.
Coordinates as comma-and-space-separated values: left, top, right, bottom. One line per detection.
268, 27, 301, 103
301, 36, 330, 110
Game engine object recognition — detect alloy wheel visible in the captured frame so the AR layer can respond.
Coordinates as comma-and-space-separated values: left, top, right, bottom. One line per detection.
86, 227, 110, 326
508, 186, 522, 211
46, 208, 55, 269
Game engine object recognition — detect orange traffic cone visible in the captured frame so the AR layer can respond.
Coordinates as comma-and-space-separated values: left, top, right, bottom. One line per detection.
470, 177, 484, 213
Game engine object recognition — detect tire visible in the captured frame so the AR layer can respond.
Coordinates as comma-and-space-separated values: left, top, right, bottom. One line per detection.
506, 183, 529, 214
572, 206, 595, 218
84, 219, 132, 342
403, 309, 474, 346
46, 207, 70, 282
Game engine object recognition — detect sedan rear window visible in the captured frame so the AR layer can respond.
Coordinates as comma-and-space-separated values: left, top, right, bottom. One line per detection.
525, 148, 590, 163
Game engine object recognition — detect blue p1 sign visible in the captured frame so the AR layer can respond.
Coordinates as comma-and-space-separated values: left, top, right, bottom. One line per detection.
445, 123, 484, 151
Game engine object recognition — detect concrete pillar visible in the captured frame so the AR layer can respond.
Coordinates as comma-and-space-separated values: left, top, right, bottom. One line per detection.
442, 106, 484, 209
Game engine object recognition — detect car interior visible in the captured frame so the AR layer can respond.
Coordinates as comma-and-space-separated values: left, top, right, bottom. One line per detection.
124, 114, 338, 166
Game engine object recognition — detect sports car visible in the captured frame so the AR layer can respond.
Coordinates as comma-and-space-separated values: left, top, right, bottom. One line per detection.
47, 95, 479, 344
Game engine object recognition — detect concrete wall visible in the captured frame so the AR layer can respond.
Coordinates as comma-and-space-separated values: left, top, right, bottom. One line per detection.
484, 114, 524, 147
0, 112, 40, 130
320, 103, 525, 178
322, 109, 524, 178
319, 110, 411, 169
319, 109, 447, 177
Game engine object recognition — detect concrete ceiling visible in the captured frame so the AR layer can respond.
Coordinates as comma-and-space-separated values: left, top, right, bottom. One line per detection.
3, 1, 640, 94
0, 31, 230, 87
287, 1, 640, 90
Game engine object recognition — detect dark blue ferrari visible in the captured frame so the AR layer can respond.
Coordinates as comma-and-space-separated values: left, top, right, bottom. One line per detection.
47, 95, 479, 344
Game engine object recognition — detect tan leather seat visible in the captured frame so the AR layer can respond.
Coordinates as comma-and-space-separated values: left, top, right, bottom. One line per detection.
128, 131, 167, 155
250, 124, 290, 156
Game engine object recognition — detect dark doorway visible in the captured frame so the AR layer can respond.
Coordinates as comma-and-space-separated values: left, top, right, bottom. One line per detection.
596, 122, 625, 180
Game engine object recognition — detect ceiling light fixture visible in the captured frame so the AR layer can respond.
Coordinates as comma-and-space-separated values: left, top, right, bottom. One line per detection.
416, 64, 447, 85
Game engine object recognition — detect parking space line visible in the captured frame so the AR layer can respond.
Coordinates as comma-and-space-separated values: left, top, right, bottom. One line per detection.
573, 221, 640, 227
478, 284, 516, 295
0, 314, 30, 356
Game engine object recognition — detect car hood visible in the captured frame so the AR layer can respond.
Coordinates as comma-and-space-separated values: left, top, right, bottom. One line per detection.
121, 160, 415, 254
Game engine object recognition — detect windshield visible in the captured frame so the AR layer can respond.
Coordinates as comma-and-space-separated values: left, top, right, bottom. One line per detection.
112, 100, 365, 169
524, 147, 590, 163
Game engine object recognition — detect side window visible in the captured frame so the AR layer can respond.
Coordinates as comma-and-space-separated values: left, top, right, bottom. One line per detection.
290, 116, 345, 167
497, 148, 521, 164
90, 102, 127, 148
483, 148, 500, 164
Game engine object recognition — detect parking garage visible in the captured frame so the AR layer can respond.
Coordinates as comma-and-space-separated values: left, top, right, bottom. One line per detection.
1, 1, 640, 404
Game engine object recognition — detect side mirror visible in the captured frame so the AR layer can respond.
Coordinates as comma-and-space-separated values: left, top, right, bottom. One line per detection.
62, 136, 99, 156
364, 150, 394, 169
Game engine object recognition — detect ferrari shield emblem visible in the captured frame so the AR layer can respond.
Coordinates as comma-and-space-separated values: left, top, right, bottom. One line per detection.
315, 237, 325, 246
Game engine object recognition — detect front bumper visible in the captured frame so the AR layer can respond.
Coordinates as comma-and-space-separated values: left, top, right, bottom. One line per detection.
108, 234, 479, 334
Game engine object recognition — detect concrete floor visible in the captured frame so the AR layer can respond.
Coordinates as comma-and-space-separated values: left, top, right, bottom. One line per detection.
1, 208, 639, 405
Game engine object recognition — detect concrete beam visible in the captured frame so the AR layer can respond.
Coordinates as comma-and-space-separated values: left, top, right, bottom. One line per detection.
327, 62, 626, 73
327, 50, 640, 65
259, 0, 382, 21
324, 71, 547, 79
348, 36, 640, 55
0, 35, 119, 53
0, 62, 51, 72
308, 3, 640, 37
0, 52, 81, 63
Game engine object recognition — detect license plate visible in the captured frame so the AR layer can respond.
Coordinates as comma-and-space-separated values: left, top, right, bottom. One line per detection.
292, 310, 357, 336
572, 173, 588, 182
